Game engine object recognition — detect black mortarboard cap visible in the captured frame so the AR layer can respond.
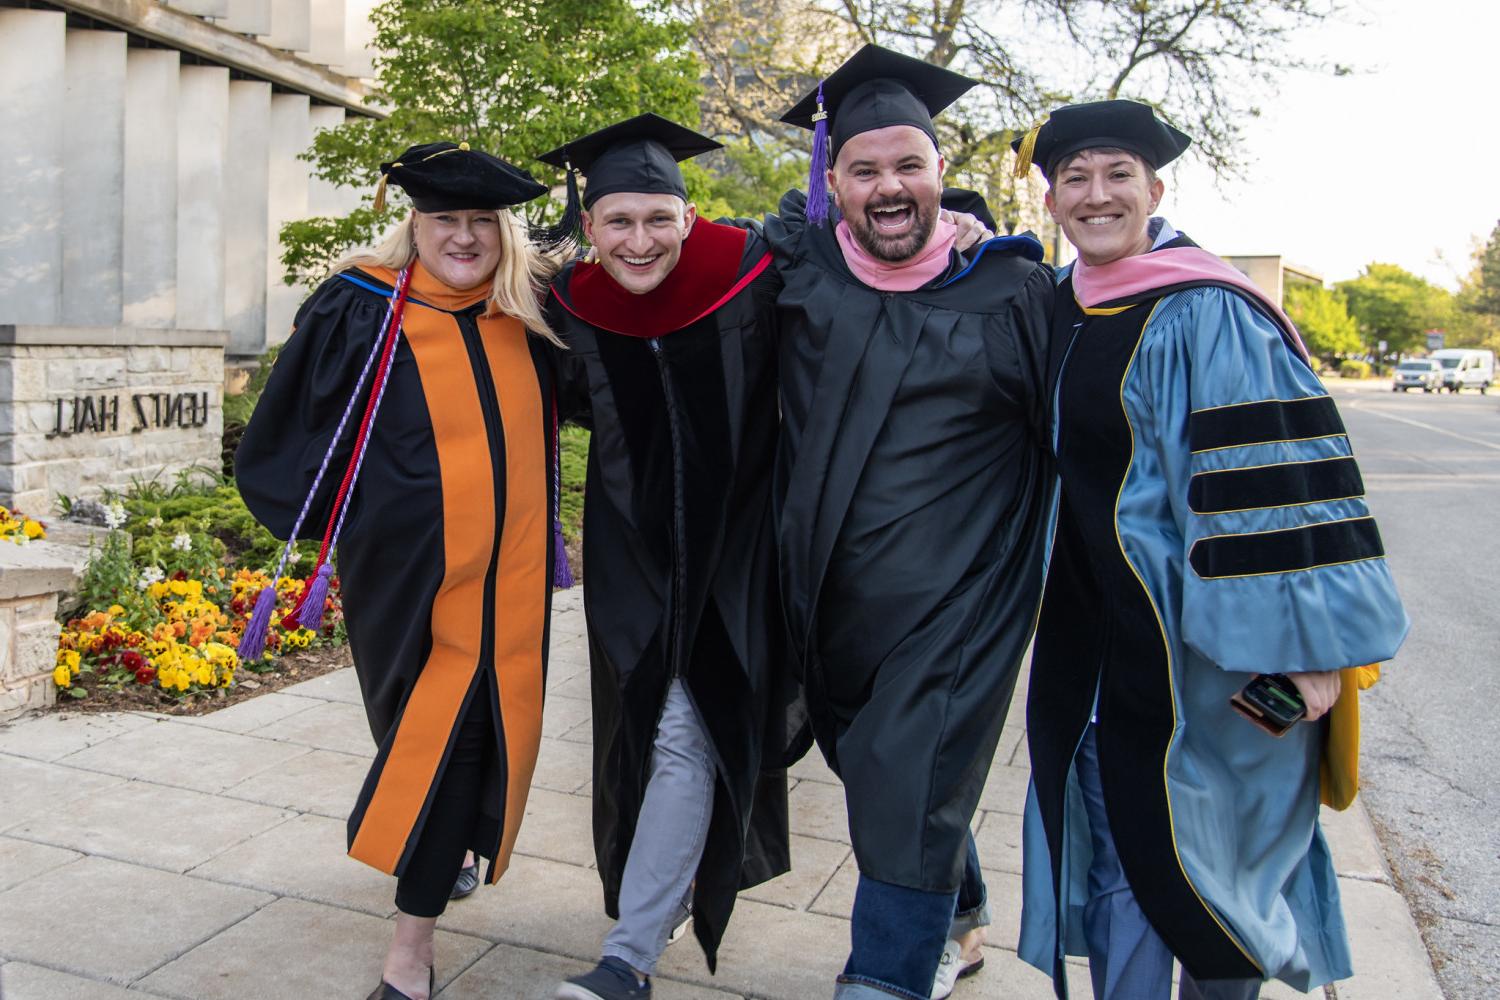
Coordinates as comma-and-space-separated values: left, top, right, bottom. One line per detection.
781, 45, 976, 157
939, 187, 997, 232
1010, 99, 1192, 179
780, 45, 977, 224
374, 142, 547, 213
537, 114, 721, 210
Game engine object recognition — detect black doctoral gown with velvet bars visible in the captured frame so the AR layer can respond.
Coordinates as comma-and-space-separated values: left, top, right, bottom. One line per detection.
767, 189, 1054, 894
546, 218, 795, 971
236, 263, 560, 887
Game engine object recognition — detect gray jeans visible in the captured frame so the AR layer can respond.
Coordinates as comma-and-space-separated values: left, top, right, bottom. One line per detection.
601, 679, 715, 975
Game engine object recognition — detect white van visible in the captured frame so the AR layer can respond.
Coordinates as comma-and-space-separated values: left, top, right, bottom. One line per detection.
1430, 348, 1494, 394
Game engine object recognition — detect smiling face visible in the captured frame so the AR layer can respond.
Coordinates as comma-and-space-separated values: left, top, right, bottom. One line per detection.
411, 209, 503, 290
1045, 148, 1164, 266
828, 125, 945, 263
581, 192, 697, 295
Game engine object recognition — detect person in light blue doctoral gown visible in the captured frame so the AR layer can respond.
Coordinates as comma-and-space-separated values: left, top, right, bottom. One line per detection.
1011, 101, 1410, 1000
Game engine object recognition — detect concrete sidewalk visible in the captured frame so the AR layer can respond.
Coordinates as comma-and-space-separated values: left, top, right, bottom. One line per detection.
0, 591, 1443, 999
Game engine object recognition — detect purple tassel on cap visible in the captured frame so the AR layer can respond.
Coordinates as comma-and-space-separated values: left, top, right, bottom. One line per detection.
297, 562, 334, 630
237, 585, 278, 660
552, 518, 574, 589
806, 83, 831, 226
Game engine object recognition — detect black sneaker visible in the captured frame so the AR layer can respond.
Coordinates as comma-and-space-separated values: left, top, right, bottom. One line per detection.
552, 957, 651, 1000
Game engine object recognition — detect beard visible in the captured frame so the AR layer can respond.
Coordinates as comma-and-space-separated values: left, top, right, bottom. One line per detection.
844, 194, 939, 263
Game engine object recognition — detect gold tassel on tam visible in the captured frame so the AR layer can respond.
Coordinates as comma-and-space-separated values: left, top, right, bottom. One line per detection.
372, 166, 397, 213
1012, 117, 1047, 178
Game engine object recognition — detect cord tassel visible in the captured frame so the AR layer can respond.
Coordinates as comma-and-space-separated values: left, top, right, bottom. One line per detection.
296, 562, 334, 631
237, 585, 279, 660
806, 84, 831, 226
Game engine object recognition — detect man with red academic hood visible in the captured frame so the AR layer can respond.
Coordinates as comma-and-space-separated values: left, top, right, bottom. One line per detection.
539, 115, 794, 1000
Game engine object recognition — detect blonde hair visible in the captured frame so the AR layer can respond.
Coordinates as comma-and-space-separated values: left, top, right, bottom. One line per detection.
333, 210, 566, 347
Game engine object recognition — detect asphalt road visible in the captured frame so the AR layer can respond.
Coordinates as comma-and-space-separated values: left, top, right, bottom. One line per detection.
1331, 380, 1500, 1000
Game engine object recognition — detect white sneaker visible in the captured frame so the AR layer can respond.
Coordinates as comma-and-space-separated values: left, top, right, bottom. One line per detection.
666, 913, 692, 946
930, 938, 985, 999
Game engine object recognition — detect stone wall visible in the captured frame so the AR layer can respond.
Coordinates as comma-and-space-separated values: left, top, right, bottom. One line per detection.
0, 541, 87, 721
0, 326, 226, 514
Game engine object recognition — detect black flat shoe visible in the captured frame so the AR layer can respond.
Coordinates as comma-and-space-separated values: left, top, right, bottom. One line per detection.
366, 966, 435, 1000
449, 861, 480, 900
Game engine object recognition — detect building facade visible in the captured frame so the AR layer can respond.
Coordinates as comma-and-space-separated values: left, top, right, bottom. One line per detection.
0, 0, 377, 513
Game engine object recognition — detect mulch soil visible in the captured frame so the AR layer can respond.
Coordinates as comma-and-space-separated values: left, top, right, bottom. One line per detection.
46, 643, 354, 717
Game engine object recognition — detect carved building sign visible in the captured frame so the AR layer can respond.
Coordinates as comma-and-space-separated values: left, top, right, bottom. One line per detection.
48, 392, 213, 437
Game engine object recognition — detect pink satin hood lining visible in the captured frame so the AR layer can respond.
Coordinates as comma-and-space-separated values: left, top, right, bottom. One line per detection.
1072, 246, 1309, 360
835, 217, 958, 292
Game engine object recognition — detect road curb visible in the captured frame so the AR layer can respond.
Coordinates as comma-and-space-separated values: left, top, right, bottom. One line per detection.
1323, 798, 1446, 999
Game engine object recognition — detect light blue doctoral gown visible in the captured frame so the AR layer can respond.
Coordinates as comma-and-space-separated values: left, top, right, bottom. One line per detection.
1019, 280, 1409, 993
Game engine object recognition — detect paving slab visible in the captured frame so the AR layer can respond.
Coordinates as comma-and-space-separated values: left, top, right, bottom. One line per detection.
1336, 876, 1445, 1000
786, 778, 850, 845
57, 719, 308, 793
0, 711, 155, 762
168, 691, 321, 734
278, 668, 365, 704
251, 697, 376, 757
0, 836, 80, 892
541, 689, 593, 740
656, 896, 848, 999
740, 834, 850, 911
137, 896, 490, 1000
809, 850, 857, 919
531, 734, 595, 794
0, 961, 172, 999
549, 669, 593, 702
190, 812, 397, 917
434, 853, 616, 955
973, 808, 1024, 875
0, 855, 271, 983
0, 752, 126, 832
218, 746, 370, 818
9, 778, 293, 873
513, 787, 597, 868
978, 763, 1031, 815
972, 946, 1063, 1000
788, 748, 840, 786
437, 941, 741, 1000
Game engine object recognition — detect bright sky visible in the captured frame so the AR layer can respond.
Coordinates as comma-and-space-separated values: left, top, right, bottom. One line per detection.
1159, 0, 1498, 291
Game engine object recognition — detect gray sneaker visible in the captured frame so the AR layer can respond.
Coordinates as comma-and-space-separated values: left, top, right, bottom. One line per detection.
553, 957, 651, 1000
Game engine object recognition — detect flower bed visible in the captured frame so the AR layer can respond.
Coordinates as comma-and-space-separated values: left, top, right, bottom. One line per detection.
0, 504, 46, 544
51, 479, 345, 708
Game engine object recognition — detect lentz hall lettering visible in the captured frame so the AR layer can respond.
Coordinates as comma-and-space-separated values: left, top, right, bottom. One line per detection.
49, 392, 212, 437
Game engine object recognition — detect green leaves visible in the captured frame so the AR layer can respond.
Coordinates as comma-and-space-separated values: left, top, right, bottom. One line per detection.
282, 0, 703, 283
1284, 284, 1361, 359
1337, 264, 1454, 356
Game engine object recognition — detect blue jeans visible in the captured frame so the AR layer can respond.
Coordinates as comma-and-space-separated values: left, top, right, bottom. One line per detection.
836, 834, 989, 999
1077, 725, 1261, 1000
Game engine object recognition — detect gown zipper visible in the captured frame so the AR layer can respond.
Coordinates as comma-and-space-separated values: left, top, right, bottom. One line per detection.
647, 337, 689, 679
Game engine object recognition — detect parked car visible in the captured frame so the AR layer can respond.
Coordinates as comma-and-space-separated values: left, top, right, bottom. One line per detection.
1392, 358, 1443, 392
1430, 348, 1495, 394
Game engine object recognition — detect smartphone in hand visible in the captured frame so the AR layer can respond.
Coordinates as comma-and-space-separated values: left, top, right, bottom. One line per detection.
1230, 673, 1307, 737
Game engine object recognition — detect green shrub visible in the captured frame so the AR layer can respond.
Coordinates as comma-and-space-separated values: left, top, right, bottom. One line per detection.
1338, 359, 1372, 379
559, 425, 588, 544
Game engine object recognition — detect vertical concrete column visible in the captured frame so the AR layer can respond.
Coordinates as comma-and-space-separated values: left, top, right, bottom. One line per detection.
266, 93, 312, 348
123, 48, 180, 328
176, 66, 230, 332
307, 106, 362, 217
225, 81, 272, 356
307, 0, 346, 68
221, 0, 272, 35
266, 0, 312, 52
341, 0, 379, 79
62, 29, 128, 326
0, 10, 66, 324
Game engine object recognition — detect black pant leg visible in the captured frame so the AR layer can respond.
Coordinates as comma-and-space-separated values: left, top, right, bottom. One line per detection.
393, 676, 493, 917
